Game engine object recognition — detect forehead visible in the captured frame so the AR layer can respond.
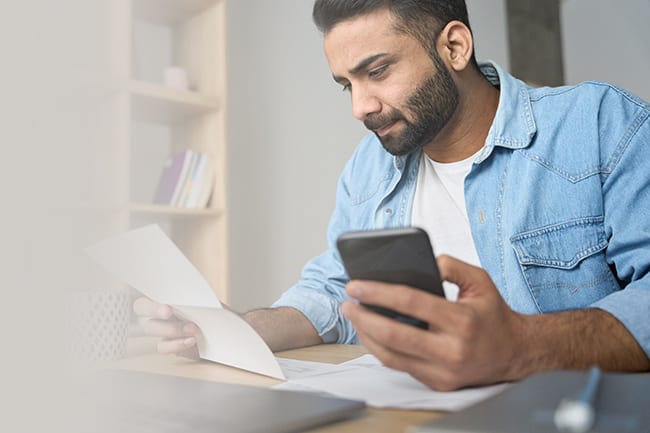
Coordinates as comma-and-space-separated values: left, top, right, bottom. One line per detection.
323, 8, 423, 72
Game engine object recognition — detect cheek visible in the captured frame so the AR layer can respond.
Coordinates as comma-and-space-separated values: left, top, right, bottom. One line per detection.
378, 83, 416, 113
391, 72, 427, 105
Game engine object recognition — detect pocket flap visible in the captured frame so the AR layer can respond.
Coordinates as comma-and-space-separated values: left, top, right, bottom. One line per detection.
510, 217, 607, 269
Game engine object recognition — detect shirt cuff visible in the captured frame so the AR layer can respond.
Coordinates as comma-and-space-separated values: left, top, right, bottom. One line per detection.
591, 286, 650, 358
272, 287, 341, 343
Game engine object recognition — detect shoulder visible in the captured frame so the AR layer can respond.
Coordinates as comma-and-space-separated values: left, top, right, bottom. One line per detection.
336, 133, 406, 206
519, 82, 649, 179
342, 133, 396, 177
527, 81, 649, 148
528, 81, 649, 118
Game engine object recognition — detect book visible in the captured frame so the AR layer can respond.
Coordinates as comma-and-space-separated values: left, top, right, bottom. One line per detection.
194, 154, 215, 208
153, 151, 215, 208
185, 153, 208, 208
174, 150, 199, 207
164, 150, 195, 206
411, 370, 650, 433
153, 150, 192, 205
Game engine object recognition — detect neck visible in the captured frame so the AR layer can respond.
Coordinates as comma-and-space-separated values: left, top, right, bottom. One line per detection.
422, 67, 500, 163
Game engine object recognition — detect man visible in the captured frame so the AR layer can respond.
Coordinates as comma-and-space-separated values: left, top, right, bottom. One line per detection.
135, 0, 650, 391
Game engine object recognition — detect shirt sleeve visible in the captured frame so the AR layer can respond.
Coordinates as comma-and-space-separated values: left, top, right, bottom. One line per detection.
592, 96, 650, 358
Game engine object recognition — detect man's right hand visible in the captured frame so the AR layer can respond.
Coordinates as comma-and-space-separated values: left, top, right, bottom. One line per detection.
133, 297, 200, 359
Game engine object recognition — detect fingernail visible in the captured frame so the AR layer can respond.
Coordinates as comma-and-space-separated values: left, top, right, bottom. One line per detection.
183, 323, 197, 334
183, 337, 196, 346
347, 283, 362, 297
157, 305, 170, 318
341, 301, 352, 318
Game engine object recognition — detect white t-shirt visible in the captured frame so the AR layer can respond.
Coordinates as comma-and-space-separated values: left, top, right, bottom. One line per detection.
411, 150, 482, 301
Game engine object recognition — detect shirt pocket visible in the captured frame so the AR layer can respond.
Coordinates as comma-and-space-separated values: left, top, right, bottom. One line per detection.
510, 217, 620, 312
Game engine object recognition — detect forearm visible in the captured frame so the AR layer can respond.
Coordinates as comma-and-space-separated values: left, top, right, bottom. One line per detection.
515, 307, 650, 377
243, 307, 323, 352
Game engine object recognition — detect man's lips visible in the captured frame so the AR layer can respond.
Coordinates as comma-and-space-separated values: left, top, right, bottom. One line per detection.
374, 120, 398, 137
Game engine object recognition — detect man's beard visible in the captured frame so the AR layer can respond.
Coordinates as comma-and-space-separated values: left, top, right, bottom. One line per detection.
364, 54, 459, 156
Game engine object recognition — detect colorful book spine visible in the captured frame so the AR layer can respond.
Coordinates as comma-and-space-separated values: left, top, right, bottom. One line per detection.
196, 155, 215, 208
153, 150, 192, 205
154, 150, 216, 208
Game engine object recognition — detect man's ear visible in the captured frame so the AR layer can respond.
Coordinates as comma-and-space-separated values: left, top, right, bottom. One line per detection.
436, 20, 474, 71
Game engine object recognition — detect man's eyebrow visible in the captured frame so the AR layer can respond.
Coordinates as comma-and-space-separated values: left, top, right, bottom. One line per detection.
332, 53, 390, 84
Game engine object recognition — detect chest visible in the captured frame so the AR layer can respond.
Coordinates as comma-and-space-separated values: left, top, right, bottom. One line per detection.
465, 149, 619, 313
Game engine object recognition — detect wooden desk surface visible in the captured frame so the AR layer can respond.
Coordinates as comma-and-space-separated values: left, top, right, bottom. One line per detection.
115, 337, 444, 433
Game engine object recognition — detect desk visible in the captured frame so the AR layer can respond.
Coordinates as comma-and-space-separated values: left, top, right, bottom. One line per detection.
115, 337, 444, 433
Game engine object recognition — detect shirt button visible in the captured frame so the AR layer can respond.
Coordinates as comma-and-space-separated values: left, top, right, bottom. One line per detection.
385, 208, 393, 215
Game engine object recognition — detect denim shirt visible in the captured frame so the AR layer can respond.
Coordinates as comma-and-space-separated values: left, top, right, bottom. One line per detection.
273, 62, 650, 357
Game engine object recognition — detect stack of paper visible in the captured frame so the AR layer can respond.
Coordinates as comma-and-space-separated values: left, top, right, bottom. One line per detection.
276, 355, 509, 411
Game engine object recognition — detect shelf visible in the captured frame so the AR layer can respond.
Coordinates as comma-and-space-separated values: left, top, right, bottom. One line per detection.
132, 0, 221, 25
129, 203, 222, 217
129, 80, 221, 123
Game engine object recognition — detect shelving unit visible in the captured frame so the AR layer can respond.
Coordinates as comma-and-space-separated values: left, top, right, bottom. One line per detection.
119, 0, 229, 301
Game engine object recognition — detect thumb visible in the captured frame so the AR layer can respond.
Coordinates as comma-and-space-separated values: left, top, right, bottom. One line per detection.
436, 255, 493, 299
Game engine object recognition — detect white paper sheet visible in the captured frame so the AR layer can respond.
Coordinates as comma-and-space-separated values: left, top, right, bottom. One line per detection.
85, 225, 220, 308
276, 357, 342, 380
275, 354, 510, 411
86, 225, 284, 379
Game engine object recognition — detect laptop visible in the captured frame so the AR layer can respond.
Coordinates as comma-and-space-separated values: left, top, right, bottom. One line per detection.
72, 370, 365, 433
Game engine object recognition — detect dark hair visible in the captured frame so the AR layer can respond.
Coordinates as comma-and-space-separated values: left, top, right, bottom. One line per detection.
313, 0, 478, 67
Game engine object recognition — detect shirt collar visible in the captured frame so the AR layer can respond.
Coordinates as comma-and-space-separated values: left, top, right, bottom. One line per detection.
480, 61, 537, 151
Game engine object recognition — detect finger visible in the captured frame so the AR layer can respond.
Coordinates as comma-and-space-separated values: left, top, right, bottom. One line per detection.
142, 319, 199, 339
133, 297, 173, 319
345, 280, 465, 332
176, 346, 201, 360
157, 337, 199, 357
341, 300, 457, 363
355, 328, 463, 391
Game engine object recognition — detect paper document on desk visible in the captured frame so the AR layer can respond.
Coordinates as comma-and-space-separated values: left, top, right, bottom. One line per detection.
85, 224, 284, 380
275, 354, 509, 411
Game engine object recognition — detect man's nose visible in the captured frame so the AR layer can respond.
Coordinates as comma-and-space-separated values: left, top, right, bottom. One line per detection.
351, 88, 381, 122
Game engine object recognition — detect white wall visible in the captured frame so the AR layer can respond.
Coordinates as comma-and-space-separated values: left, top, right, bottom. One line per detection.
226, 1, 510, 311
561, 0, 650, 101
466, 0, 510, 69
2, 1, 125, 430
226, 1, 365, 310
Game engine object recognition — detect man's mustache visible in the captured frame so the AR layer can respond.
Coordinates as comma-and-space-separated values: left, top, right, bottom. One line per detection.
364, 111, 406, 131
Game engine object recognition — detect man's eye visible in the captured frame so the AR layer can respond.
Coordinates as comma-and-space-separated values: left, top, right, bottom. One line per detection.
341, 83, 351, 92
369, 65, 388, 78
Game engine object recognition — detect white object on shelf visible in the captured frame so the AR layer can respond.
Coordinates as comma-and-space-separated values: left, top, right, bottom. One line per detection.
164, 66, 190, 91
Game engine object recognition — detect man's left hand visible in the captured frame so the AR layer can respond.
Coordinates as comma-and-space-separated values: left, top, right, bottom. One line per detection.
341, 255, 527, 391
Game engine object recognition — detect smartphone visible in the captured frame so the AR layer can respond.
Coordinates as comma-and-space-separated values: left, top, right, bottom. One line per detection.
336, 227, 444, 329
